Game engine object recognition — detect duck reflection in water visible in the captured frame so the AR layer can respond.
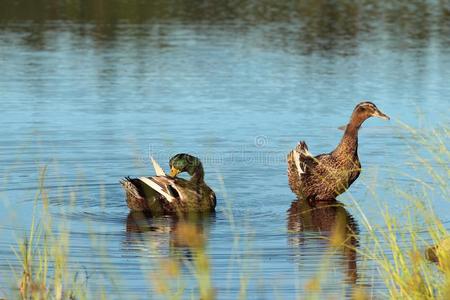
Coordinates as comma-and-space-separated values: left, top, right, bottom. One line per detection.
287, 199, 359, 284
124, 211, 215, 260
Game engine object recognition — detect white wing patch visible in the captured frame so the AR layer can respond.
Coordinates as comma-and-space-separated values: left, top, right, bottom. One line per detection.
305, 148, 313, 157
293, 150, 303, 175
150, 156, 166, 176
139, 176, 176, 203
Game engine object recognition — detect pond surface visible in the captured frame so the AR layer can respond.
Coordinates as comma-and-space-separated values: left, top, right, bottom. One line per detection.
0, 1, 449, 299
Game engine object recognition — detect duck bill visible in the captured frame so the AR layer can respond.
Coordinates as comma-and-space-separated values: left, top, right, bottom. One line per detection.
373, 109, 390, 120
169, 167, 181, 177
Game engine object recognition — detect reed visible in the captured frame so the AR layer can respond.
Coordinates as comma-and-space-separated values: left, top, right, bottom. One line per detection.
354, 125, 449, 299
11, 166, 88, 300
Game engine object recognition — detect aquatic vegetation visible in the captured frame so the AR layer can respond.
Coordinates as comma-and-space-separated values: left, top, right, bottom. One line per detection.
12, 167, 89, 300
355, 125, 450, 299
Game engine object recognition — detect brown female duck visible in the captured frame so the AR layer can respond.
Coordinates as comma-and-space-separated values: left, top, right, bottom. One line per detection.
121, 153, 216, 215
287, 101, 389, 202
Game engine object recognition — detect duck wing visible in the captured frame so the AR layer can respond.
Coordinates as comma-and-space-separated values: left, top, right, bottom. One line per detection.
122, 175, 217, 213
121, 176, 179, 203
138, 176, 178, 202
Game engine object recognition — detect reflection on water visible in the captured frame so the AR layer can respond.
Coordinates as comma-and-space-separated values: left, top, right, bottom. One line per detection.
124, 211, 215, 260
1, 0, 450, 54
288, 199, 359, 284
124, 212, 216, 299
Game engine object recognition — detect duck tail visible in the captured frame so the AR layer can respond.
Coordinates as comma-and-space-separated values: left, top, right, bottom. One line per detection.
287, 141, 314, 178
120, 177, 142, 200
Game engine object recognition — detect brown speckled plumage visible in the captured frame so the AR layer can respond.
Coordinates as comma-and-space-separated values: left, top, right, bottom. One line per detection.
287, 102, 389, 202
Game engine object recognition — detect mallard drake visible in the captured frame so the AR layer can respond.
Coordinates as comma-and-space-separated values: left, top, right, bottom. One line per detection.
287, 101, 389, 202
121, 153, 216, 215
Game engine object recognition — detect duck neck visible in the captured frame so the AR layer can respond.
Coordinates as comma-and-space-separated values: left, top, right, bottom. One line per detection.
189, 165, 205, 184
333, 113, 365, 157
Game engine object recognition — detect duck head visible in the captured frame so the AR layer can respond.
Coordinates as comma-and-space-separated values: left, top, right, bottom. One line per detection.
169, 153, 203, 177
343, 101, 389, 130
352, 101, 390, 121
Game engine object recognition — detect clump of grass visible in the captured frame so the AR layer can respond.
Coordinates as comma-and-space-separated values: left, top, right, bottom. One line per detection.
12, 166, 87, 300
16, 235, 48, 299
355, 125, 450, 299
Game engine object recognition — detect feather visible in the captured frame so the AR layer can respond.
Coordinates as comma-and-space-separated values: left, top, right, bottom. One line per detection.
120, 178, 143, 200
139, 176, 176, 203
150, 156, 166, 176
293, 150, 303, 175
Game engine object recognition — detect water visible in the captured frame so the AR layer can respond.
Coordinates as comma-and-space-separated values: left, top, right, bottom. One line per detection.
0, 1, 449, 298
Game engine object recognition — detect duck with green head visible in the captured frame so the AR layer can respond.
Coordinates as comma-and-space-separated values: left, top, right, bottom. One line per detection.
287, 101, 390, 202
121, 153, 216, 215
